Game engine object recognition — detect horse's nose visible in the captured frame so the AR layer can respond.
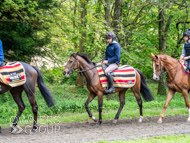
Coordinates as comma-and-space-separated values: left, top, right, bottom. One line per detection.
63, 71, 66, 75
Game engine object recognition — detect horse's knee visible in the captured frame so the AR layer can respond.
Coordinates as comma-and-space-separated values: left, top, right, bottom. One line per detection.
85, 102, 88, 109
121, 101, 125, 106
98, 106, 103, 112
32, 104, 38, 113
19, 105, 25, 113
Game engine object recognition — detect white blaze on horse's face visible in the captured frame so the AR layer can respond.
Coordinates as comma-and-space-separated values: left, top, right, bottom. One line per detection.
153, 61, 160, 80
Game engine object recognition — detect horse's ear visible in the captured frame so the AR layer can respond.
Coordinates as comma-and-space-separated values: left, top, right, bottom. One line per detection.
151, 53, 155, 58
151, 53, 158, 59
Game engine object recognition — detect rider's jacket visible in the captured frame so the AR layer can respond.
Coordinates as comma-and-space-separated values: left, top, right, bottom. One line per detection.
103, 41, 121, 65
0, 40, 4, 61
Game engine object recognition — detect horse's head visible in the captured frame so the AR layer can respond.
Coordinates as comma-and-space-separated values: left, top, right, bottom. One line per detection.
151, 53, 164, 81
63, 53, 79, 77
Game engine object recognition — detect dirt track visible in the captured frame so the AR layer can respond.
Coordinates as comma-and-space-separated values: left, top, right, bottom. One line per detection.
1, 115, 190, 143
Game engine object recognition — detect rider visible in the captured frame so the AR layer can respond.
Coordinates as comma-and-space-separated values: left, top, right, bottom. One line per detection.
0, 40, 4, 67
180, 29, 190, 72
101, 32, 121, 93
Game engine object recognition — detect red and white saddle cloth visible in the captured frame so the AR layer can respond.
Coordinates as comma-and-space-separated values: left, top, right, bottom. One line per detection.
97, 65, 136, 88
181, 60, 190, 75
0, 62, 26, 87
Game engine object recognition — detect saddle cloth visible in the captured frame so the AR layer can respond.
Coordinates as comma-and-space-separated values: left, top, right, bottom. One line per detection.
0, 62, 26, 87
97, 65, 136, 88
181, 60, 190, 75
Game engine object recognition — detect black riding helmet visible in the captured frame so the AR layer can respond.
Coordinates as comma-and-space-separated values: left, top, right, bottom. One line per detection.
106, 32, 116, 40
183, 29, 190, 39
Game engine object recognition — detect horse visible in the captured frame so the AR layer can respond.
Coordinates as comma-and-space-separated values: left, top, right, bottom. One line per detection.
0, 62, 55, 135
63, 53, 154, 125
151, 53, 190, 123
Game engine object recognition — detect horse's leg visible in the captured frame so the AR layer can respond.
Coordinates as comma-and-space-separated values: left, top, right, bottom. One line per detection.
97, 92, 103, 126
10, 87, 25, 133
131, 86, 143, 123
113, 89, 128, 124
85, 93, 97, 122
24, 83, 38, 133
158, 89, 175, 123
182, 90, 190, 121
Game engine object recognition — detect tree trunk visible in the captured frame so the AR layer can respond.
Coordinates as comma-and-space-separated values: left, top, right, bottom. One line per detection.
157, 3, 173, 95
105, 0, 111, 27
112, 0, 121, 42
157, 6, 166, 96
75, 0, 88, 86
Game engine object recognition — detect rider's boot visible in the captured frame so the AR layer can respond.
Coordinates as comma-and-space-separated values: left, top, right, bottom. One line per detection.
105, 75, 115, 93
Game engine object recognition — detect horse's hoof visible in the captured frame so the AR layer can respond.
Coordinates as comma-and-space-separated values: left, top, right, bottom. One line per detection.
92, 116, 98, 122
138, 116, 143, 123
113, 119, 117, 124
30, 129, 36, 134
187, 117, 190, 122
157, 120, 162, 124
11, 126, 16, 134
96, 121, 101, 126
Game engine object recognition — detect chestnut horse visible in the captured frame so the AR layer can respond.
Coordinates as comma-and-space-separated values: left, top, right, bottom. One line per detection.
63, 53, 154, 125
151, 53, 190, 123
0, 62, 55, 135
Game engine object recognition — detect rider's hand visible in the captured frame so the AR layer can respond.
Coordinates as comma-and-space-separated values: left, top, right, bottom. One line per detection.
103, 60, 108, 64
180, 55, 184, 61
184, 56, 189, 60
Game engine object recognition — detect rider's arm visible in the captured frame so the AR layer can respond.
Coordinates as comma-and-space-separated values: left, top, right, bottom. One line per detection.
180, 44, 185, 60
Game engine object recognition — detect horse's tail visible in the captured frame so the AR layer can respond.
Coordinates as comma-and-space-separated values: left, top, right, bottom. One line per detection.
136, 68, 154, 102
32, 66, 55, 107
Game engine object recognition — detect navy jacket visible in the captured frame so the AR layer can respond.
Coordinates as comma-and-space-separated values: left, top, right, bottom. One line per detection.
103, 41, 121, 65
0, 40, 4, 61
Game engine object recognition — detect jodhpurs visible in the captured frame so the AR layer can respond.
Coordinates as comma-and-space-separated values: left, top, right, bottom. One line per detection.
105, 63, 118, 75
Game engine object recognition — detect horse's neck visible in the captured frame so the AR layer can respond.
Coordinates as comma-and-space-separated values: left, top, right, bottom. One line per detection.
163, 59, 179, 79
78, 58, 96, 81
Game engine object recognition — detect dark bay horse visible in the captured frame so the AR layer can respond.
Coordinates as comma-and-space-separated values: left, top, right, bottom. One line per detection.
0, 62, 55, 135
151, 53, 190, 123
63, 53, 154, 125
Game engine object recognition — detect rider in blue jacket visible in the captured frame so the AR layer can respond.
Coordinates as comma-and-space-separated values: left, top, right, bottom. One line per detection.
102, 32, 121, 93
0, 40, 4, 67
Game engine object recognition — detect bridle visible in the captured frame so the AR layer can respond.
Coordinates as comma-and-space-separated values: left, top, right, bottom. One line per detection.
65, 54, 101, 84
65, 54, 79, 75
153, 56, 179, 91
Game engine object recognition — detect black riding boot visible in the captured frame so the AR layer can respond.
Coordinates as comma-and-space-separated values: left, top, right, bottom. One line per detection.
105, 75, 115, 93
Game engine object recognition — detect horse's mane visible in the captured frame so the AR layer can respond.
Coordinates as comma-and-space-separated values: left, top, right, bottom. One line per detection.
159, 54, 178, 63
71, 53, 96, 66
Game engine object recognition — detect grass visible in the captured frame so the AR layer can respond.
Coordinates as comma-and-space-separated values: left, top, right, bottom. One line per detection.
95, 134, 190, 143
0, 82, 189, 127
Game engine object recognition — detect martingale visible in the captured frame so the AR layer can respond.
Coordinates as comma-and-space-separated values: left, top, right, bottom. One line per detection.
97, 65, 136, 88
0, 62, 26, 87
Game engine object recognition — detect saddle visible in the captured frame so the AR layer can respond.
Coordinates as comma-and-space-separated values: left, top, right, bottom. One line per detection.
0, 62, 26, 87
181, 60, 190, 75
97, 65, 136, 88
